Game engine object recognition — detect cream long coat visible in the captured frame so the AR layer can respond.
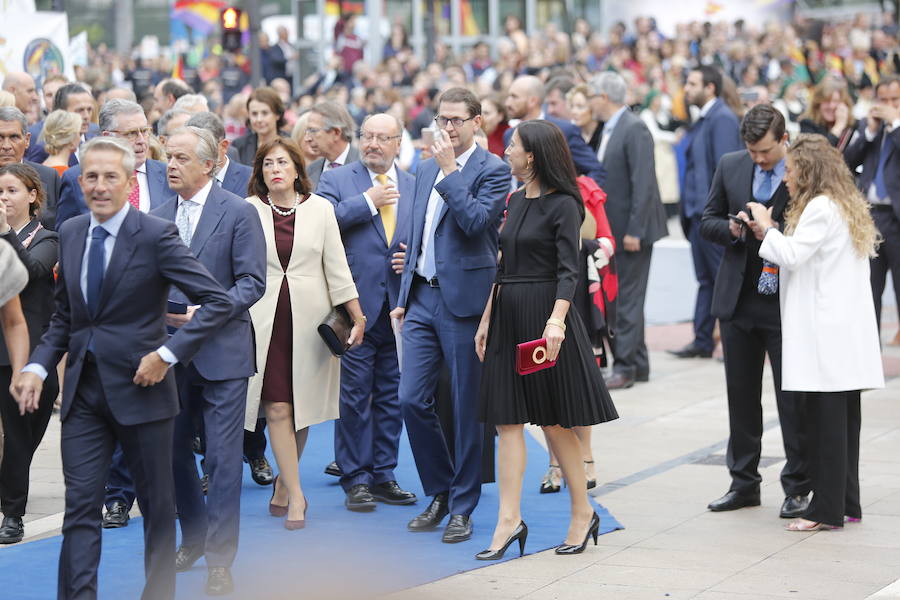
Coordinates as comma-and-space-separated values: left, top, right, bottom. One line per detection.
759, 195, 884, 392
245, 194, 358, 431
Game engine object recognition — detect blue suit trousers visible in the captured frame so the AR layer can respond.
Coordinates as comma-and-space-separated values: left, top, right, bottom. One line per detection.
399, 281, 484, 516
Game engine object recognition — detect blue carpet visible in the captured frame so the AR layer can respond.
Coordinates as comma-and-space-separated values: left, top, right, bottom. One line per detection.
0, 423, 622, 599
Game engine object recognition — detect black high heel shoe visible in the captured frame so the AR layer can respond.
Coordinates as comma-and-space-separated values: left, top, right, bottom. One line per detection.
475, 521, 528, 560
555, 512, 600, 555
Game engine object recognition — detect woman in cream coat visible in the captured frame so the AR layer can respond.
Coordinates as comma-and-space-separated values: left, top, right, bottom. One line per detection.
748, 133, 883, 532
245, 138, 365, 529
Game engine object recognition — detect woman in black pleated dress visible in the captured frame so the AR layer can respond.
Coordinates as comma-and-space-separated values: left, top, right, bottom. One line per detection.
474, 121, 618, 560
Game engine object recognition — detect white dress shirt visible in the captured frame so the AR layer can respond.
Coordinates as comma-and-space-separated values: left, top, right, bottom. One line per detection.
216, 157, 231, 186
416, 142, 478, 277
177, 179, 213, 244
322, 144, 351, 173
135, 162, 151, 213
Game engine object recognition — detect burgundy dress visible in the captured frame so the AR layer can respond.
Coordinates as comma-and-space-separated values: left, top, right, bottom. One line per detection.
260, 199, 296, 404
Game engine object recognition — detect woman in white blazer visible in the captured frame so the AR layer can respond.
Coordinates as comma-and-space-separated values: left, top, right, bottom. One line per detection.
245, 138, 365, 529
748, 133, 883, 531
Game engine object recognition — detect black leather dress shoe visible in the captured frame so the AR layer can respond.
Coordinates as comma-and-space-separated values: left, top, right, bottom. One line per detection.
206, 567, 233, 596
442, 515, 473, 543
707, 490, 761, 512
345, 484, 376, 511
247, 456, 273, 486
667, 343, 713, 359
102, 501, 129, 529
407, 493, 449, 531
604, 372, 634, 390
324, 461, 343, 477
371, 481, 417, 505
0, 516, 24, 544
780, 494, 810, 518
175, 544, 205, 572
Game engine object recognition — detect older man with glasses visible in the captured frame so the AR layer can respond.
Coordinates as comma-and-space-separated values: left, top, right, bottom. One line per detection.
304, 100, 360, 191
56, 99, 172, 228
316, 113, 418, 512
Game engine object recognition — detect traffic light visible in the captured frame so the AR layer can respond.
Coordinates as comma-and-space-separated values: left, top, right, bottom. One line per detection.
221, 7, 243, 52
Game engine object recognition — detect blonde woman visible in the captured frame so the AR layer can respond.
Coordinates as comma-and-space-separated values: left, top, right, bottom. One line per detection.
799, 77, 857, 150
38, 110, 82, 175
747, 133, 883, 531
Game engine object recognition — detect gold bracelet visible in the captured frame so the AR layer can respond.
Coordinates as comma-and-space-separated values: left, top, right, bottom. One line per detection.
546, 318, 566, 331
354, 315, 368, 325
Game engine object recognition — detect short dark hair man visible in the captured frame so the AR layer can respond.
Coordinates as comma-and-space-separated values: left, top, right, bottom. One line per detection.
699, 103, 811, 518
669, 65, 742, 359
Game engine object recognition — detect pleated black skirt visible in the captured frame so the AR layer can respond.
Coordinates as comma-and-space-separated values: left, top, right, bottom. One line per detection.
478, 281, 619, 427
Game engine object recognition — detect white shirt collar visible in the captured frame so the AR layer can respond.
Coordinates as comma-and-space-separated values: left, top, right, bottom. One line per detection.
699, 97, 717, 118
135, 161, 147, 175
89, 201, 131, 237
366, 162, 398, 184
455, 142, 478, 170
216, 157, 230, 183
178, 178, 213, 207
331, 144, 351, 167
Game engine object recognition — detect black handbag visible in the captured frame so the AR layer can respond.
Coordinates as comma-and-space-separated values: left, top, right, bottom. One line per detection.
317, 305, 352, 356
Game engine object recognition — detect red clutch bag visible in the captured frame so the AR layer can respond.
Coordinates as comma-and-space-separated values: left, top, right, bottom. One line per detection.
516, 338, 557, 375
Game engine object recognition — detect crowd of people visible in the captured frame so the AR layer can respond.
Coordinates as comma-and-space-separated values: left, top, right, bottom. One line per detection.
0, 8, 894, 599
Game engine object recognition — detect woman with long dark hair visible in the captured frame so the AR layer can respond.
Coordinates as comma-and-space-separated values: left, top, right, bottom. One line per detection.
474, 121, 618, 559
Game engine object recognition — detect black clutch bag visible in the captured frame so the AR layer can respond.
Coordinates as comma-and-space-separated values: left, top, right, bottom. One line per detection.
318, 305, 352, 356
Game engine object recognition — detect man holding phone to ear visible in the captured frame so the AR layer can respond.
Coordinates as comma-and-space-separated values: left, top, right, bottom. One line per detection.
699, 104, 811, 519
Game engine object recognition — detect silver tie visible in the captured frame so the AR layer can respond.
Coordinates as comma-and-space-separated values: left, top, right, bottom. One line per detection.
177, 200, 195, 246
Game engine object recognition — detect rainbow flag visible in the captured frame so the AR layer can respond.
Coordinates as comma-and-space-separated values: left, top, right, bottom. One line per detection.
171, 0, 249, 35
439, 0, 480, 36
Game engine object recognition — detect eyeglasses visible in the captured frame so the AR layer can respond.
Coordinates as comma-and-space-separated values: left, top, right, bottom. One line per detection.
434, 115, 475, 129
109, 127, 151, 141
305, 127, 325, 135
359, 131, 401, 144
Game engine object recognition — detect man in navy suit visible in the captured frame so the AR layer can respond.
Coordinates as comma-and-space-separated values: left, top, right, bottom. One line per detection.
26, 83, 100, 165
390, 88, 510, 542
669, 66, 741, 359
317, 113, 418, 512
845, 75, 900, 334
152, 126, 266, 595
14, 136, 233, 600
186, 111, 273, 486
56, 99, 172, 228
503, 75, 606, 186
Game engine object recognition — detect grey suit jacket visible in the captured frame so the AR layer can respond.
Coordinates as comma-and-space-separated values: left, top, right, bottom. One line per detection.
307, 145, 361, 192
600, 110, 668, 247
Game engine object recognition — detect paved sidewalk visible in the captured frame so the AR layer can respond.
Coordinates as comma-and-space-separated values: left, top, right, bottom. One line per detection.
5, 310, 899, 600
388, 311, 900, 600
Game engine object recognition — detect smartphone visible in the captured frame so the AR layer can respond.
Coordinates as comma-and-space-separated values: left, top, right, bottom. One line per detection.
727, 213, 746, 225
421, 128, 434, 146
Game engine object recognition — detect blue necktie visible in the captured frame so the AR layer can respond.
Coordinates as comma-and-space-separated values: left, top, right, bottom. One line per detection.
87, 227, 109, 316
754, 169, 775, 203
874, 133, 893, 201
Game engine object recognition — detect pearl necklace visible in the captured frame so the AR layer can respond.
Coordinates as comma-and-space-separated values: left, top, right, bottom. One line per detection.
270, 193, 301, 217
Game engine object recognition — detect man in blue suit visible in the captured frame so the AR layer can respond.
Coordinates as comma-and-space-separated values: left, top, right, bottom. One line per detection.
317, 113, 418, 512
26, 83, 100, 165
14, 136, 233, 600
56, 99, 172, 228
390, 88, 510, 543
186, 111, 273, 486
152, 126, 266, 596
669, 66, 741, 360
503, 75, 606, 186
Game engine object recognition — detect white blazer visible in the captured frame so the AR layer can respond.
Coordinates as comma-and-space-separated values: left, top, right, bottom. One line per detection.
759, 195, 884, 392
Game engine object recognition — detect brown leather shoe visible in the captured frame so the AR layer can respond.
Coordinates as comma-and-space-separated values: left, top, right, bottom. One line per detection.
604, 372, 634, 390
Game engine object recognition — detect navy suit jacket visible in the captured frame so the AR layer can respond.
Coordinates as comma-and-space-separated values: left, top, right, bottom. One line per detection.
218, 160, 253, 198
151, 184, 266, 381
316, 160, 414, 328
681, 98, 742, 222
25, 121, 100, 164
397, 145, 510, 319
503, 116, 606, 186
844, 119, 900, 221
29, 208, 233, 426
56, 159, 172, 228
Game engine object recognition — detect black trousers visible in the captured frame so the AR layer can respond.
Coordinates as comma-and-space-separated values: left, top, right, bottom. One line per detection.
803, 391, 861, 528
611, 245, 653, 379
59, 359, 175, 600
721, 313, 810, 496
871, 206, 900, 330
0, 365, 58, 517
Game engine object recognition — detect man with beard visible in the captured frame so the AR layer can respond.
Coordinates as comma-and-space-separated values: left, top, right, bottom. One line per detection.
316, 113, 418, 511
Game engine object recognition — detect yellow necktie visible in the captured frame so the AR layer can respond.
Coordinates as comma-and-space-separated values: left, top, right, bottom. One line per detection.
376, 174, 396, 245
